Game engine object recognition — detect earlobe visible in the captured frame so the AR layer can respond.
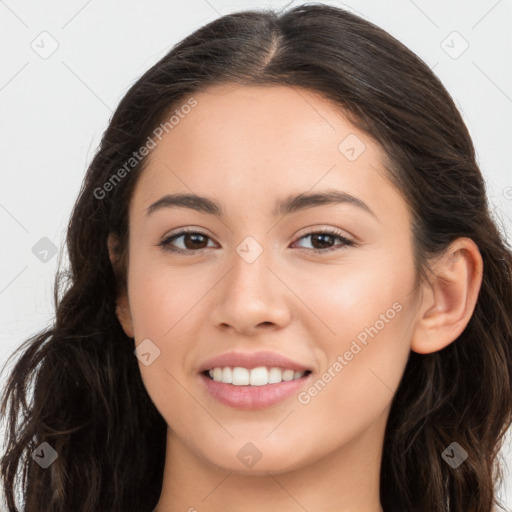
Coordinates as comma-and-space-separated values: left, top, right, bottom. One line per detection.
411, 237, 483, 355
107, 233, 119, 267
107, 233, 134, 339
115, 294, 135, 339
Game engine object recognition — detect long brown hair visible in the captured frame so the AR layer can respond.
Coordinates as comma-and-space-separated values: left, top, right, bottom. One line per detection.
1, 4, 511, 511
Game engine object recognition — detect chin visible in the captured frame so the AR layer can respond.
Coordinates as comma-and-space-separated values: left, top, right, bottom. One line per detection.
198, 440, 309, 475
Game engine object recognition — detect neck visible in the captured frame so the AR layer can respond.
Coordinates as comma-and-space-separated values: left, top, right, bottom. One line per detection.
154, 411, 387, 512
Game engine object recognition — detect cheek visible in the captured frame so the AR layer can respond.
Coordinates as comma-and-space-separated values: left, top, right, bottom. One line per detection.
292, 248, 415, 417
127, 249, 206, 340
127, 265, 200, 420
291, 298, 413, 459
290, 247, 413, 341
125, 253, 199, 390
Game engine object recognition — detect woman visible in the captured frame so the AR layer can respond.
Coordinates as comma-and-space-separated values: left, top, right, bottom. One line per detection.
1, 3, 511, 511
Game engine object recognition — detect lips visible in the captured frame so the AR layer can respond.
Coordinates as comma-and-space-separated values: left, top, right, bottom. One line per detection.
199, 373, 313, 410
198, 350, 312, 374
197, 350, 314, 410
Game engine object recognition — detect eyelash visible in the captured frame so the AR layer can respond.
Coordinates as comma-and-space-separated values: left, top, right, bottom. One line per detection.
158, 227, 356, 256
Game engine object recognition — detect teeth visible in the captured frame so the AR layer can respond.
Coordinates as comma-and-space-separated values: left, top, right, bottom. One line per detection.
268, 367, 282, 384
221, 367, 232, 384
232, 367, 250, 385
249, 366, 269, 386
282, 369, 295, 381
213, 367, 222, 381
207, 366, 308, 386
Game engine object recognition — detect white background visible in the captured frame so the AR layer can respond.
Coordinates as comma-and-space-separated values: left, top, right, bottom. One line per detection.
1, 0, 511, 509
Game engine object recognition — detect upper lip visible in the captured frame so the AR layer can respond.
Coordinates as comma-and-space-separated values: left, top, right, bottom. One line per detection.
198, 350, 312, 373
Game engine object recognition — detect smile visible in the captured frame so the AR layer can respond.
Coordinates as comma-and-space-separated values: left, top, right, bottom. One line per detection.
199, 368, 313, 410
206, 366, 310, 386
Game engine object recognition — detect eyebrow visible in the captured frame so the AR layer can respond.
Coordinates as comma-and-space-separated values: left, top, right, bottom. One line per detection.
145, 190, 376, 219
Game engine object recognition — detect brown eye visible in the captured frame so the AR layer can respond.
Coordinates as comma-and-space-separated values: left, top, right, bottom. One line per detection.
292, 230, 355, 253
158, 228, 355, 256
159, 230, 215, 255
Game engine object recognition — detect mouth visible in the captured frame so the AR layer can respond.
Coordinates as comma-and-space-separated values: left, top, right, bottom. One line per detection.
199, 366, 314, 410
202, 366, 312, 385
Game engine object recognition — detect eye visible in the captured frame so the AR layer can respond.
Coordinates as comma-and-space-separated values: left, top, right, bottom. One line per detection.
158, 228, 216, 255
157, 227, 356, 255
291, 229, 355, 253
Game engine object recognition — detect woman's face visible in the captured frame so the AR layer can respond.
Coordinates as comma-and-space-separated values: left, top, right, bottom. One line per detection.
117, 84, 421, 473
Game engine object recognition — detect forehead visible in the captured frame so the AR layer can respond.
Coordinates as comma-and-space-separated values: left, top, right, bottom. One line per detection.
130, 84, 404, 222
156, 83, 377, 156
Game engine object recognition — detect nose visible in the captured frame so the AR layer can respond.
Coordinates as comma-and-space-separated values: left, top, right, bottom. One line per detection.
210, 242, 292, 336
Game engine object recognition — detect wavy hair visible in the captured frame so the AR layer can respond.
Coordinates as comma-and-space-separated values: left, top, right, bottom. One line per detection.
1, 3, 511, 511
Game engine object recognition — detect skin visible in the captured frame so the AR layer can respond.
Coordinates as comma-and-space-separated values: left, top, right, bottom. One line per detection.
109, 84, 483, 512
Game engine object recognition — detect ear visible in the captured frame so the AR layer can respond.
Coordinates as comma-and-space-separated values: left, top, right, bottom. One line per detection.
411, 237, 483, 354
107, 233, 134, 339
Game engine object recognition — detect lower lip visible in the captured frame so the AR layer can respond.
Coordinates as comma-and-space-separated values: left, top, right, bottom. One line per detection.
199, 372, 313, 410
